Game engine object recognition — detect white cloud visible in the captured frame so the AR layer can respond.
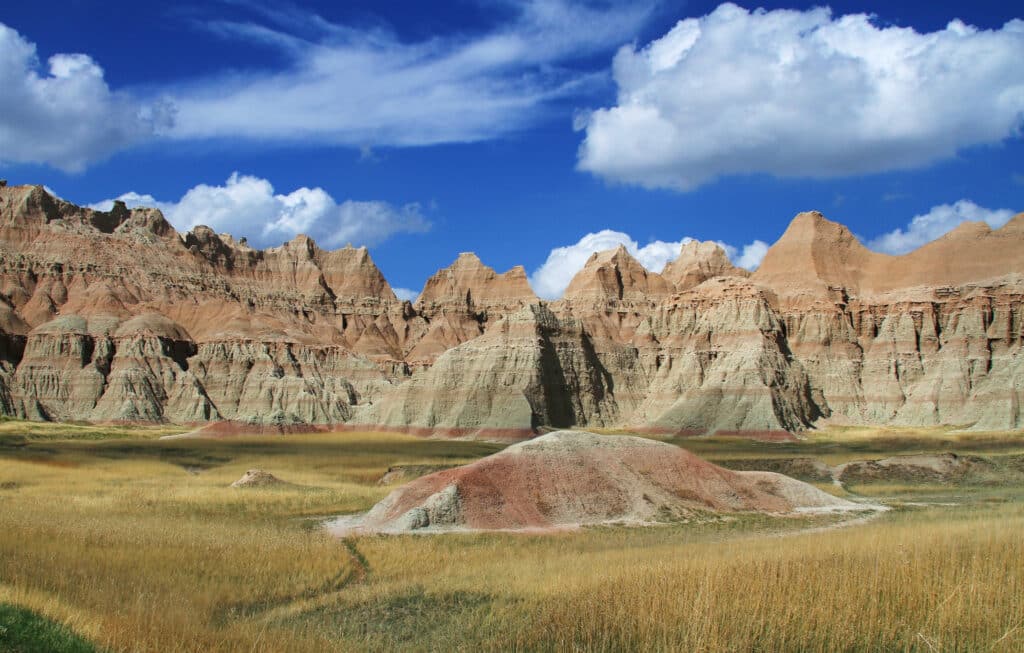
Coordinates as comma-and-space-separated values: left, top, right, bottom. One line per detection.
166, 0, 655, 147
0, 23, 171, 171
578, 4, 1024, 190
528, 228, 766, 299
327, 201, 429, 248
867, 200, 1016, 255
392, 287, 420, 302
1, 2, 655, 170
88, 191, 168, 212
716, 240, 770, 271
88, 172, 430, 248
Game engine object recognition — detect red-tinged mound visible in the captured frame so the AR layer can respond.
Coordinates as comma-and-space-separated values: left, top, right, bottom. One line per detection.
329, 431, 856, 535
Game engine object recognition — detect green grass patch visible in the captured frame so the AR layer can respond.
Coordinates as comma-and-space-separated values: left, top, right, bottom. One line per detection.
0, 603, 98, 653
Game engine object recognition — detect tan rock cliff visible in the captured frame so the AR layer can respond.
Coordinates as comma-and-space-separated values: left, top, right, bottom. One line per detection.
0, 183, 1021, 434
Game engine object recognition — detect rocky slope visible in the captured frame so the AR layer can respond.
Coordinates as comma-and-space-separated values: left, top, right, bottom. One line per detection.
0, 181, 1021, 434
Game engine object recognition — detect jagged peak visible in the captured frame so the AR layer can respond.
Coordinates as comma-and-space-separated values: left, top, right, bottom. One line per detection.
754, 208, 1024, 299
453, 251, 485, 267
279, 233, 319, 255
417, 252, 536, 308
752, 210, 873, 296
663, 239, 748, 291
585, 244, 632, 266
782, 210, 859, 242
564, 245, 670, 301
188, 224, 218, 240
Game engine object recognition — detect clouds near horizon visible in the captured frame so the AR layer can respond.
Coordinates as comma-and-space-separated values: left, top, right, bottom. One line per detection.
866, 200, 1017, 254
577, 3, 1024, 190
89, 173, 430, 248
528, 229, 769, 299
529, 197, 1016, 299
74, 184, 1022, 298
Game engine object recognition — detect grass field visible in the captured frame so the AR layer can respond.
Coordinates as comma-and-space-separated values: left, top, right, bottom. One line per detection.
0, 422, 1022, 652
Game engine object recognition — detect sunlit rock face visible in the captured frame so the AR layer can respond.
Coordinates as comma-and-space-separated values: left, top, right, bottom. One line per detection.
0, 183, 1021, 433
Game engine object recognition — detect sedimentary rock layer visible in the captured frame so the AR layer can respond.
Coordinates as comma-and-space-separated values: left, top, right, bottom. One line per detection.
0, 182, 1021, 433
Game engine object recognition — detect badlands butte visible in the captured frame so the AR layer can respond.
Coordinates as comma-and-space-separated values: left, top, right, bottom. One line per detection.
0, 181, 1022, 436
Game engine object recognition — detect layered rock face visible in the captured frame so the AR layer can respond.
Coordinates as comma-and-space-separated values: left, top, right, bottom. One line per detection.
0, 183, 1021, 434
752, 212, 1024, 431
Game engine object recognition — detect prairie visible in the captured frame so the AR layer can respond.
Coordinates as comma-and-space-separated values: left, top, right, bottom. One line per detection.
0, 423, 1022, 652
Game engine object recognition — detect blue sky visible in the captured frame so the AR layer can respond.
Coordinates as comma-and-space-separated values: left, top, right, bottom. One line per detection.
1, 1, 1022, 299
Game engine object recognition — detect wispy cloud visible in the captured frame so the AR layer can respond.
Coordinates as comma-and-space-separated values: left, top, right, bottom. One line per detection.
165, 0, 656, 147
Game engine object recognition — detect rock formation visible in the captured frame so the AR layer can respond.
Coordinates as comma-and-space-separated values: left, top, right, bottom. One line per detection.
0, 183, 1021, 434
564, 245, 673, 302
329, 431, 855, 534
661, 240, 749, 290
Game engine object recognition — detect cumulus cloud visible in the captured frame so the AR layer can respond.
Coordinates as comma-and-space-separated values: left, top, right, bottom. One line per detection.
577, 3, 1024, 190
0, 23, 172, 171
166, 0, 656, 147
327, 201, 429, 248
716, 240, 770, 271
528, 229, 767, 299
867, 200, 1017, 255
88, 172, 430, 248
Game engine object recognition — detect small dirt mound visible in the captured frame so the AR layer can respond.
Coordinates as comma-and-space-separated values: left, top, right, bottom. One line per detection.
330, 431, 857, 535
231, 469, 287, 488
836, 453, 991, 484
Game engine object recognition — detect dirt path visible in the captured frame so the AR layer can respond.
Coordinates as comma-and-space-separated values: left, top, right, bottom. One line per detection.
765, 507, 890, 540
219, 537, 371, 624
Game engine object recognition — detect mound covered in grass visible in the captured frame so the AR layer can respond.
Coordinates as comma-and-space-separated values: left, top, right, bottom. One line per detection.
230, 469, 288, 488
331, 431, 855, 534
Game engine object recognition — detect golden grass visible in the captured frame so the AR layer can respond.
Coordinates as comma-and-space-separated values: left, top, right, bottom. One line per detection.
0, 430, 1022, 651
676, 425, 1024, 467
0, 418, 186, 440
